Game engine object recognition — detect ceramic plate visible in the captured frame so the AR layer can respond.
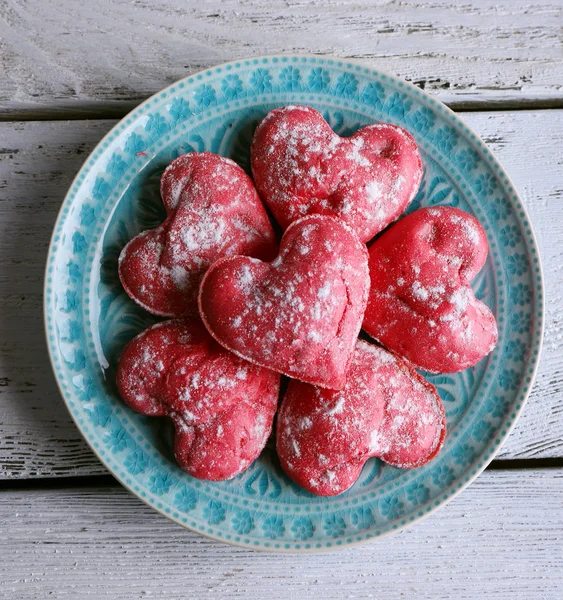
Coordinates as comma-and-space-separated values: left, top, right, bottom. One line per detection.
44, 55, 543, 552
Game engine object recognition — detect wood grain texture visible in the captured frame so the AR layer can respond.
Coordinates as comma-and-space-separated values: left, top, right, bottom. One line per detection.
0, 110, 561, 479
475, 111, 563, 460
1, 470, 562, 598
0, 121, 115, 479
0, 0, 562, 119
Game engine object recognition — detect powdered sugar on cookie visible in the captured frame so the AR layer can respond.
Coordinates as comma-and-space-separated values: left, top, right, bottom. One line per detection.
276, 340, 446, 496
119, 152, 277, 318
198, 215, 370, 389
113, 112, 502, 496
116, 318, 280, 481
363, 206, 498, 372
251, 105, 423, 242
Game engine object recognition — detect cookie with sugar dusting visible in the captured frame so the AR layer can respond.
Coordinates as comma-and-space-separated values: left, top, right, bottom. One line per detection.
116, 318, 280, 481
251, 105, 422, 243
276, 340, 446, 496
198, 215, 369, 390
119, 152, 277, 318
363, 206, 498, 373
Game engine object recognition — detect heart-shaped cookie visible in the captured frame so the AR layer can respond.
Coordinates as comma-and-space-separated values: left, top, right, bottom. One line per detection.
363, 206, 498, 373
277, 340, 446, 496
119, 152, 277, 318
251, 105, 422, 242
199, 215, 369, 389
116, 318, 280, 481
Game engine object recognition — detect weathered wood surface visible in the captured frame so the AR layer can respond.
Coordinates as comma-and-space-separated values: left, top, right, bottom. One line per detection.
0, 121, 115, 479
1, 470, 562, 598
0, 110, 561, 479
1, 0, 562, 119
0, 2, 561, 595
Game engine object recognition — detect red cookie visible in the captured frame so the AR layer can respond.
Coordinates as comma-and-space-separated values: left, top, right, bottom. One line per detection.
198, 215, 369, 390
363, 206, 498, 373
119, 152, 277, 318
251, 105, 422, 242
277, 340, 446, 496
116, 318, 280, 481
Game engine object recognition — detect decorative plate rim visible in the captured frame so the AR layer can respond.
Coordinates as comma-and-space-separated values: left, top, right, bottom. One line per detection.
43, 54, 544, 553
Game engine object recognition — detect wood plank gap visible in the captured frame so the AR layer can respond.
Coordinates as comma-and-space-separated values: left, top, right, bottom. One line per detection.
0, 474, 119, 491
2, 97, 563, 123
486, 458, 563, 471
2, 459, 563, 491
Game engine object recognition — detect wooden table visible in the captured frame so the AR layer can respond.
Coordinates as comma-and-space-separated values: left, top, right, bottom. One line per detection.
1, 1, 562, 597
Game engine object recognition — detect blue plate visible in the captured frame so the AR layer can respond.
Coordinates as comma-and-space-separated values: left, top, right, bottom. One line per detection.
44, 55, 543, 552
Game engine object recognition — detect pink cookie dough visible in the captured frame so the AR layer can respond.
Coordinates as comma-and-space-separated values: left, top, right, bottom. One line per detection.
251, 105, 422, 242
116, 318, 280, 481
198, 215, 369, 390
363, 206, 498, 373
277, 340, 446, 496
119, 152, 277, 318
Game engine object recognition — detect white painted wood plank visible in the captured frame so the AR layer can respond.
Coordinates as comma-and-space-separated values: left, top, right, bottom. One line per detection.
0, 0, 562, 117
467, 111, 563, 459
0, 110, 561, 479
1, 470, 562, 598
0, 121, 115, 479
